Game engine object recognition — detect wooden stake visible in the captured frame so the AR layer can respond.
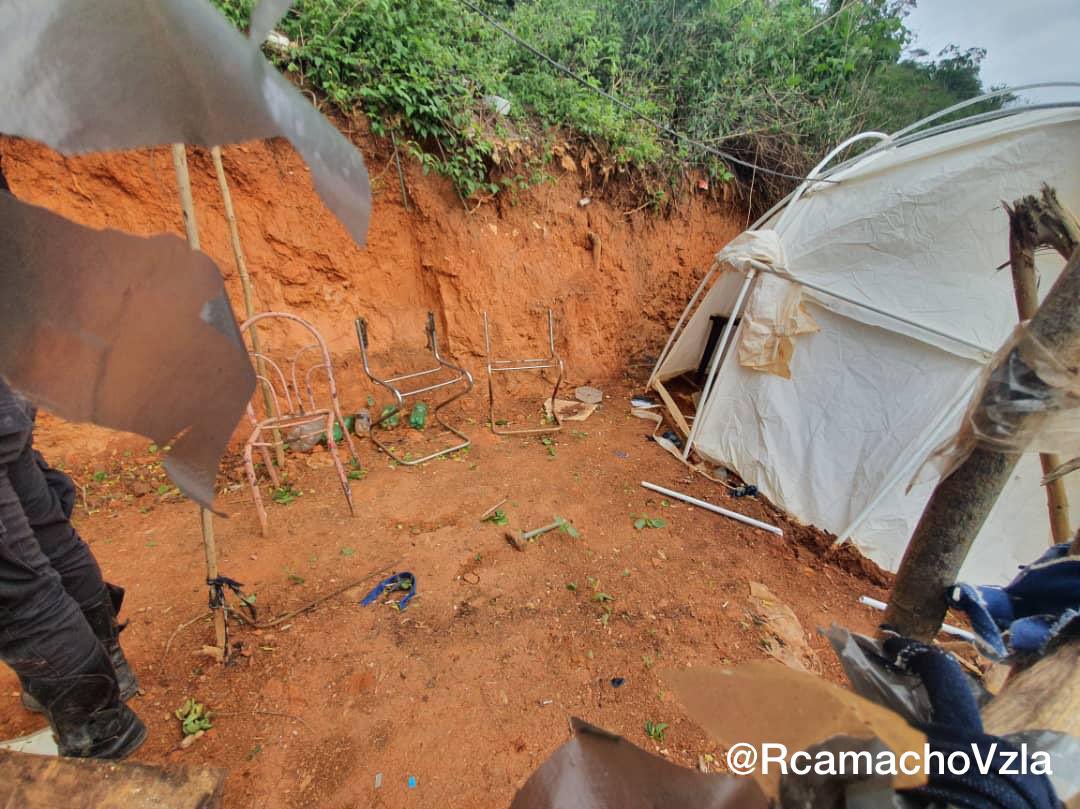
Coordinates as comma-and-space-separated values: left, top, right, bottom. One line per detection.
885, 221, 1080, 640
1008, 208, 1071, 543
170, 143, 228, 663
210, 146, 284, 470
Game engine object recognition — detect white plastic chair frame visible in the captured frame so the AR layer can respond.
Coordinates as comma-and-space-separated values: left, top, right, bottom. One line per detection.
240, 312, 358, 535
355, 311, 474, 465
482, 308, 564, 435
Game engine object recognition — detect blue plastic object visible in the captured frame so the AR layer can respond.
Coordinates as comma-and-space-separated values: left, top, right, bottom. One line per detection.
360, 572, 417, 611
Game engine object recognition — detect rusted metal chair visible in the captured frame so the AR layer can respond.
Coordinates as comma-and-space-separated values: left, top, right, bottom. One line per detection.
483, 308, 565, 435
239, 312, 358, 535
355, 311, 474, 464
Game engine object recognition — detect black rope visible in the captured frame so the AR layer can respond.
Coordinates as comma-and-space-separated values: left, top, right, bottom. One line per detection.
206, 574, 258, 655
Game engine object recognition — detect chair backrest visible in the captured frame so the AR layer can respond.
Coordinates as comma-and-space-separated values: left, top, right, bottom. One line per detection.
239, 312, 342, 422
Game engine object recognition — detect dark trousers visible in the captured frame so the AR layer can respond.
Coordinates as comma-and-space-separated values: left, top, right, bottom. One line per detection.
0, 418, 107, 681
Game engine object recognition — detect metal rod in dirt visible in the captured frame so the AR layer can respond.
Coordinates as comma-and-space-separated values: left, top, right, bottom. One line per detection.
478, 497, 508, 522
171, 143, 228, 662
522, 520, 564, 541
640, 481, 782, 536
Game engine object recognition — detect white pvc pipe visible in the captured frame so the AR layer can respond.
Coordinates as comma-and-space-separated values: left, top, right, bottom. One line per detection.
858, 596, 976, 643
681, 268, 757, 460
774, 131, 889, 233
641, 481, 783, 536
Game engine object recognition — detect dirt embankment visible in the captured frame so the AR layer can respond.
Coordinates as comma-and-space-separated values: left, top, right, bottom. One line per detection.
1, 133, 742, 381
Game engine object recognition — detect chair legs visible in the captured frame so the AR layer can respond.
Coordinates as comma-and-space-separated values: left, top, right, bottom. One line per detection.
245, 417, 355, 535
324, 413, 356, 518
257, 444, 280, 488
243, 437, 270, 537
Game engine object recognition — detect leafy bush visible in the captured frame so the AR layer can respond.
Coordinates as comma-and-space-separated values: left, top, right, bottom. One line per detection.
214, 0, 1000, 206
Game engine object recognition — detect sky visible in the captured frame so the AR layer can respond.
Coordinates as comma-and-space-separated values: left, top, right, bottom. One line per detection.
903, 0, 1079, 99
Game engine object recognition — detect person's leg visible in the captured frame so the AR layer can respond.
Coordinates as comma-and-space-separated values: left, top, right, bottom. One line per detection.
7, 443, 104, 607
6, 438, 138, 700
0, 449, 145, 758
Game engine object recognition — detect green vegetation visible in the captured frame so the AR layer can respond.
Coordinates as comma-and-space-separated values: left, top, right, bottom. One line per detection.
271, 484, 301, 505
483, 508, 509, 526
554, 515, 579, 538
645, 719, 668, 742
214, 0, 1002, 207
175, 698, 213, 736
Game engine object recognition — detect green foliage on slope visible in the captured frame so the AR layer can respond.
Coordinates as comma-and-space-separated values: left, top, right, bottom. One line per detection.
215, 0, 1002, 205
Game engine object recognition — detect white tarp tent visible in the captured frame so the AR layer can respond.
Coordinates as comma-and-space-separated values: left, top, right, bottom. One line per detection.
650, 100, 1080, 585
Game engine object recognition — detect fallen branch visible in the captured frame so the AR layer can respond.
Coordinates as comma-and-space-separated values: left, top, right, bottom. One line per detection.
226, 559, 402, 629
160, 612, 212, 667
160, 560, 401, 664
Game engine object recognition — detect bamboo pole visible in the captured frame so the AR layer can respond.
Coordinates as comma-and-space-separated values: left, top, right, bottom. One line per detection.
170, 143, 229, 663
884, 241, 1080, 640
1008, 209, 1071, 543
210, 146, 284, 470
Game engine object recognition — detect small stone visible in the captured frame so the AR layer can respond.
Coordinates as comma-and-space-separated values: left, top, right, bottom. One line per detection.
374, 772, 383, 789
463, 572, 480, 585
574, 386, 603, 405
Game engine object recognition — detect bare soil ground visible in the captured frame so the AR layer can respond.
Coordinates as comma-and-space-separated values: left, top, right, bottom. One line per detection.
0, 128, 891, 808
0, 376, 890, 809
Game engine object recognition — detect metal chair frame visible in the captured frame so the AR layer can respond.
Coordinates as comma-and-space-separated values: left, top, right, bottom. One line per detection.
355, 311, 474, 465
240, 312, 358, 536
483, 308, 565, 435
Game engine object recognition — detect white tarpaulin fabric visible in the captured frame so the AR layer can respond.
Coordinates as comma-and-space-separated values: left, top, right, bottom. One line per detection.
652, 107, 1080, 584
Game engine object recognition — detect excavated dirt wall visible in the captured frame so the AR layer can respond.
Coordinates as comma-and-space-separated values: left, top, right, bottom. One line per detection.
1, 133, 742, 373
2, 132, 743, 456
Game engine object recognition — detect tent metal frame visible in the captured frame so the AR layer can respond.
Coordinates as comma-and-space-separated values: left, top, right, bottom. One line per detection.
648, 86, 1080, 546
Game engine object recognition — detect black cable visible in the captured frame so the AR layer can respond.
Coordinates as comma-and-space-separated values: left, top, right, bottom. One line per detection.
456, 0, 836, 184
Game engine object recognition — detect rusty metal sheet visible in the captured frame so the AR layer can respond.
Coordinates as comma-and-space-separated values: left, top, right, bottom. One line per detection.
0, 0, 370, 245
249, 0, 296, 43
663, 663, 927, 797
510, 718, 769, 809
0, 192, 254, 510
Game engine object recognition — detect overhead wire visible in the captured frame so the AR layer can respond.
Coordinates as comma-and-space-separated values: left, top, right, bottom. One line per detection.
455, 0, 838, 184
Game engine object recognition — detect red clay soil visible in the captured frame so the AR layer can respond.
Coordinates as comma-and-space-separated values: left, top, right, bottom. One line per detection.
0, 381, 891, 809
0, 134, 891, 807
0, 131, 741, 379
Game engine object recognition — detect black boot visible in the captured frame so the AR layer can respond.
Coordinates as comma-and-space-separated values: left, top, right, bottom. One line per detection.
21, 584, 138, 712
23, 642, 147, 759
85, 584, 140, 701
